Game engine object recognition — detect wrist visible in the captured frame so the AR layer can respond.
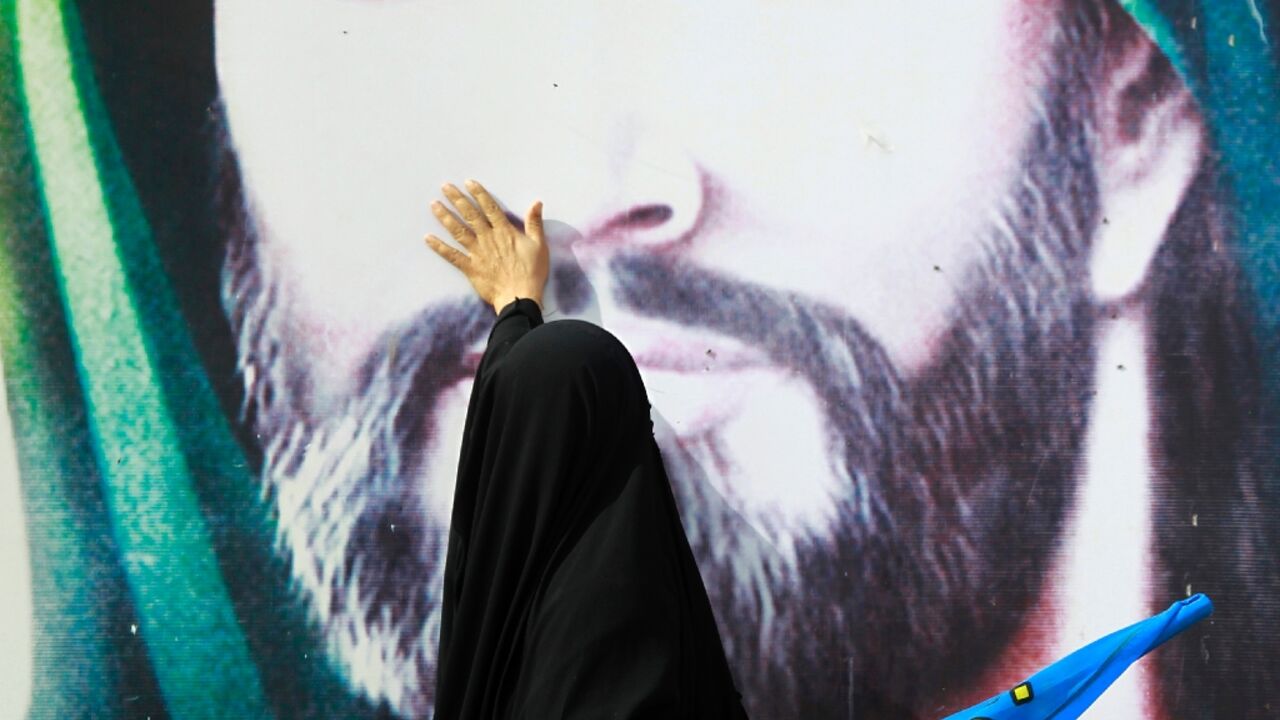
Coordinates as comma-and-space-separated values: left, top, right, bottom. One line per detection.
492, 294, 542, 315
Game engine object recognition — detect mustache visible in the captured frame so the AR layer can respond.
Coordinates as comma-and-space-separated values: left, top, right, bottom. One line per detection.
608, 250, 904, 439
609, 251, 885, 371
359, 300, 491, 417
382, 248, 894, 418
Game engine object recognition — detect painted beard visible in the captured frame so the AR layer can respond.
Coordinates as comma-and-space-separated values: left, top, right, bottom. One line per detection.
220, 33, 1101, 718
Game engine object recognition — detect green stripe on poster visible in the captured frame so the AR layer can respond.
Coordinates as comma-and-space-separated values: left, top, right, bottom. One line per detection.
14, 0, 273, 717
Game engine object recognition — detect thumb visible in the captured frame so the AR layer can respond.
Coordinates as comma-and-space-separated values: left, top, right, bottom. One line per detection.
525, 200, 545, 244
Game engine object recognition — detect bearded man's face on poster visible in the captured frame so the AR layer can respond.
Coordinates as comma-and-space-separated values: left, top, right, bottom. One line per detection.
212, 0, 1273, 717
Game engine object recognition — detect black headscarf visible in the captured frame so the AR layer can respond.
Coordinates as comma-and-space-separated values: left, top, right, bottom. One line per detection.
434, 298, 748, 719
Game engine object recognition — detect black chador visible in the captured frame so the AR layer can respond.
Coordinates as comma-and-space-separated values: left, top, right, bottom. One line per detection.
434, 298, 748, 719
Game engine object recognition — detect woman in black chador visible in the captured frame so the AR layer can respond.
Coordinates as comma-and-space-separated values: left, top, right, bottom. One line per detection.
425, 180, 748, 719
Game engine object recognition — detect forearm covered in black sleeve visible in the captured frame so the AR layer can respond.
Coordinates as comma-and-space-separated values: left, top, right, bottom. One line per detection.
477, 297, 544, 378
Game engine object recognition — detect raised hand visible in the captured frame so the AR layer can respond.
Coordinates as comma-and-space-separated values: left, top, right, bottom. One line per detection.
424, 179, 549, 315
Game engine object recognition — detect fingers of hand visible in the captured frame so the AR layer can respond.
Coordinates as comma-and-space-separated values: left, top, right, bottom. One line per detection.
431, 200, 476, 247
525, 200, 545, 243
424, 234, 469, 270
464, 179, 509, 229
442, 183, 489, 232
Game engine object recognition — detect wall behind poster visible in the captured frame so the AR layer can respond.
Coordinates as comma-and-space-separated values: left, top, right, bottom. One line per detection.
2, 0, 1279, 718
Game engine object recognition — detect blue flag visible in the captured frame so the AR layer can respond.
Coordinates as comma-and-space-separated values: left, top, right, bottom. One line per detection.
941, 594, 1214, 720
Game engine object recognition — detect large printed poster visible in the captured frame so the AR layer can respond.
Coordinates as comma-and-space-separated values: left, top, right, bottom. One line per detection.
2, 0, 1279, 717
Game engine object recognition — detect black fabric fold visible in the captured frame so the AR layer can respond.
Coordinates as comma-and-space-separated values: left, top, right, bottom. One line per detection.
435, 298, 748, 719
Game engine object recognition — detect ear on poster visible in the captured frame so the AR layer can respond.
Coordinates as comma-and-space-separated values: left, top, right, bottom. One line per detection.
1088, 35, 1204, 304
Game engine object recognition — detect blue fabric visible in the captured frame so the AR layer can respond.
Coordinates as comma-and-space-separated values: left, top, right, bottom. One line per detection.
940, 595, 1214, 719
